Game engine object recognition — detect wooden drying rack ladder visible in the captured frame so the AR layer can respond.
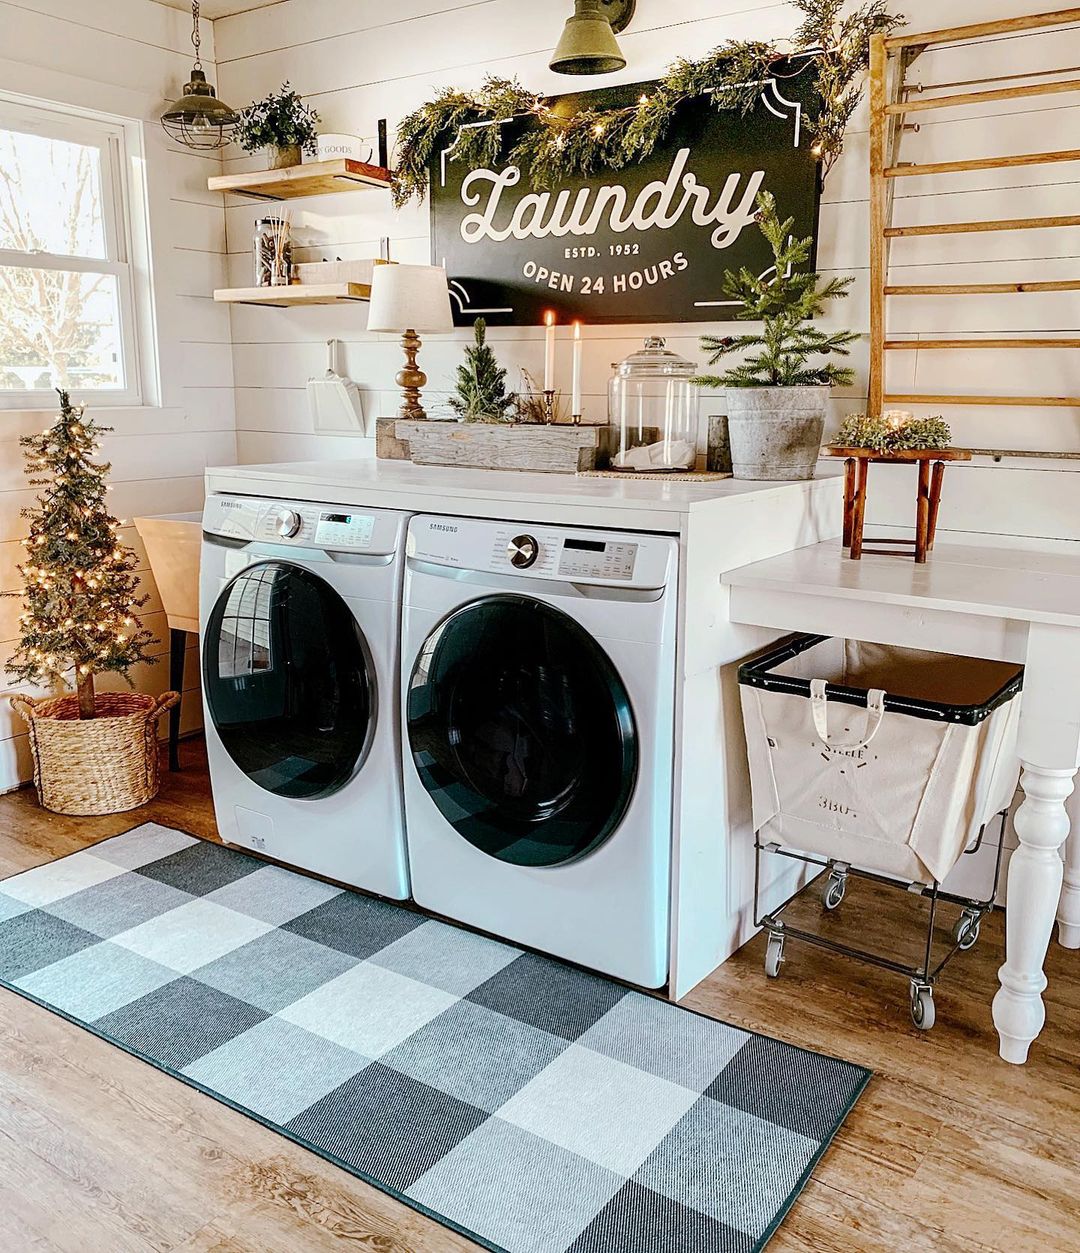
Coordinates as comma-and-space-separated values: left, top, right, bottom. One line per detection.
868, 8, 1080, 434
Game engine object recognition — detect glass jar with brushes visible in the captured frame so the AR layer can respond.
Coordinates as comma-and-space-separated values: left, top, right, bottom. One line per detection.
253, 214, 292, 287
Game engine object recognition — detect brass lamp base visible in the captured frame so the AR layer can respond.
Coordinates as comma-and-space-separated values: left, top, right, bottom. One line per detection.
397, 328, 428, 420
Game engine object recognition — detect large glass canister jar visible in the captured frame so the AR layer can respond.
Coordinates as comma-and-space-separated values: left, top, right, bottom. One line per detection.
607, 337, 700, 471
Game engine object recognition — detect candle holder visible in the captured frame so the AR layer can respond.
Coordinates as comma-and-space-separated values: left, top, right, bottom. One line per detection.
543, 390, 557, 425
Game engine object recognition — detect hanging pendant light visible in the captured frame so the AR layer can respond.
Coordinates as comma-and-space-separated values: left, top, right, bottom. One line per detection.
161, 2, 239, 151
550, 0, 637, 76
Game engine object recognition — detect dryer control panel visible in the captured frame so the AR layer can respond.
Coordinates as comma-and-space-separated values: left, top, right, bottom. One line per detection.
203, 495, 401, 556
407, 515, 675, 591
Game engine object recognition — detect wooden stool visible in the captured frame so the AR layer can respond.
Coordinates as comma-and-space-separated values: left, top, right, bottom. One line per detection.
825, 447, 972, 563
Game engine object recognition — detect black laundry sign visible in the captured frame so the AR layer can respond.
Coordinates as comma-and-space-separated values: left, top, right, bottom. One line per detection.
430, 71, 822, 326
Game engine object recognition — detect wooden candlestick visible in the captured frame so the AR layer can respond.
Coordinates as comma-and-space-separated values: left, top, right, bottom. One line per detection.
396, 328, 428, 420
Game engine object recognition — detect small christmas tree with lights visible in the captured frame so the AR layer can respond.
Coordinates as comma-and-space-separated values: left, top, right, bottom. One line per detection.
7, 391, 155, 719
450, 318, 514, 423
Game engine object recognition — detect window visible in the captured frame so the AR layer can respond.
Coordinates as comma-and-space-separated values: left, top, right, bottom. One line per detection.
0, 97, 151, 406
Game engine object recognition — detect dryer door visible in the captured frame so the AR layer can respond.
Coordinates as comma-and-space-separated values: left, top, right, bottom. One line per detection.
203, 561, 374, 799
407, 594, 638, 867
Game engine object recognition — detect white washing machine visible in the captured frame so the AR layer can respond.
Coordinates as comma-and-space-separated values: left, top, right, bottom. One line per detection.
200, 494, 410, 898
401, 514, 678, 987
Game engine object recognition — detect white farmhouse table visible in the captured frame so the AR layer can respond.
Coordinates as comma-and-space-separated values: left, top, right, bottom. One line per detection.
723, 539, 1080, 1064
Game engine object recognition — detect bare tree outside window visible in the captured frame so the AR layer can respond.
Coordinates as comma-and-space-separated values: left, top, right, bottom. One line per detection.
0, 101, 142, 403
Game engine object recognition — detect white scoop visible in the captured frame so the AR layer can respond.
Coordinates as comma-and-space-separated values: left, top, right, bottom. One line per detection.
307, 338, 367, 436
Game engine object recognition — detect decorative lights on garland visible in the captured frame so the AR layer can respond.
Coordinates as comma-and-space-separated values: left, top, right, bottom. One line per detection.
393, 0, 902, 208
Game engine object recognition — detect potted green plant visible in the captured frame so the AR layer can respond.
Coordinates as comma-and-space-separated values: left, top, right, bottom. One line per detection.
6, 391, 178, 815
693, 191, 858, 480
449, 319, 514, 423
236, 83, 320, 169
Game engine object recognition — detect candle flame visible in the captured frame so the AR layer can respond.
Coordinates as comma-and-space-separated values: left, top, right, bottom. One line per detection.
544, 311, 555, 327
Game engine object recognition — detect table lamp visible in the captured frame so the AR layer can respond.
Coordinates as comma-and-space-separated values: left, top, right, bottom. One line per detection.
367, 264, 454, 420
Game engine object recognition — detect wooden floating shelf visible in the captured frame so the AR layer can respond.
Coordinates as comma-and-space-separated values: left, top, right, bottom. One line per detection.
213, 283, 372, 307
207, 158, 393, 200
884, 338, 1080, 349
886, 150, 1080, 178
885, 280, 1080, 295
886, 78, 1080, 115
885, 214, 1080, 237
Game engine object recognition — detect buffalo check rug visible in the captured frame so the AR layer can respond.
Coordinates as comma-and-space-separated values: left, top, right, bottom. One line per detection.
0, 824, 870, 1252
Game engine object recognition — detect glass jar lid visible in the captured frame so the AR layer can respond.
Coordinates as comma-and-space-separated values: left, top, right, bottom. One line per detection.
613, 336, 697, 380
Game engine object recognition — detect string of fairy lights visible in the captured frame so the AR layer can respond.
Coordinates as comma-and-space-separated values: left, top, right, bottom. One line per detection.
392, 1, 902, 208
7, 393, 154, 695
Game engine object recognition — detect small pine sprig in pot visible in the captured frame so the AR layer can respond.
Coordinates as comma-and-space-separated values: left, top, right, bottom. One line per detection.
693, 190, 859, 481
694, 191, 858, 389
5, 390, 155, 719
236, 83, 320, 166
449, 319, 515, 424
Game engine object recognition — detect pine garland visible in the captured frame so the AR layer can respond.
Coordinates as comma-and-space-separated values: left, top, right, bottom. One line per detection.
4, 391, 155, 718
449, 319, 515, 423
833, 412, 953, 452
393, 1, 902, 207
692, 191, 858, 388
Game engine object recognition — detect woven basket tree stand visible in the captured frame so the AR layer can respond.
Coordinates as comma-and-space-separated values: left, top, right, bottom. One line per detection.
11, 691, 180, 816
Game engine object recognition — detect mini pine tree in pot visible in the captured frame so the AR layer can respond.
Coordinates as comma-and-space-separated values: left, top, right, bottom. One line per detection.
693, 190, 858, 480
449, 318, 514, 423
5, 392, 176, 816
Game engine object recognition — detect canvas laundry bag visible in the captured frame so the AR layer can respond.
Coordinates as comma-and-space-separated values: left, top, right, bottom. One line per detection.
739, 637, 1022, 885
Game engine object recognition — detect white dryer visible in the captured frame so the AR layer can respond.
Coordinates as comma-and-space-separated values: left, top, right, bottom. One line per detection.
200, 494, 410, 898
401, 514, 678, 987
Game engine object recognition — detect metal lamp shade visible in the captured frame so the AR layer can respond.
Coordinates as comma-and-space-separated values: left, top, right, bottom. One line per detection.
550, 0, 632, 76
161, 69, 239, 151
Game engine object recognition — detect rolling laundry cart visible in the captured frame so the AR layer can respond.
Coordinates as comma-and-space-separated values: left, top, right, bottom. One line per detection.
739, 635, 1024, 1029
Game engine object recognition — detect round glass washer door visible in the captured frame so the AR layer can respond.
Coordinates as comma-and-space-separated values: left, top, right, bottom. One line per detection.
406, 594, 638, 867
203, 561, 374, 799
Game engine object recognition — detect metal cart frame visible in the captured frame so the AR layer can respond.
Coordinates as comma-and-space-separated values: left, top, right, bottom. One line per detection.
754, 810, 1009, 1030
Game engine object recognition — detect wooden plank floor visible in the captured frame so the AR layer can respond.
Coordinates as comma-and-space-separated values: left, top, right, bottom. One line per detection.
0, 738, 1077, 1252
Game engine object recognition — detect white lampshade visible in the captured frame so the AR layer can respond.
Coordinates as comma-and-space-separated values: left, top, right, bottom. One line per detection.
367, 263, 454, 334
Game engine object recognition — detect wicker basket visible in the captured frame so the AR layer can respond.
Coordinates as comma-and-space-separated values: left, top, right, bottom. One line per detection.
11, 691, 180, 816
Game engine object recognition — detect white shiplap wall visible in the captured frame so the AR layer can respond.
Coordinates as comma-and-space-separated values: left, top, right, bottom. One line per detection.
0, 0, 238, 788
213, 0, 1080, 539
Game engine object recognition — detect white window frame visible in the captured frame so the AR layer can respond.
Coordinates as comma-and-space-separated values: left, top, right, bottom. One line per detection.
0, 94, 156, 409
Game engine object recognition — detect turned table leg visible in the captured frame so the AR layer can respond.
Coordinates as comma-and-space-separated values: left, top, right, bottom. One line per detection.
992, 623, 1080, 1063
915, 458, 932, 563
849, 457, 869, 560
842, 457, 857, 549
1057, 785, 1080, 948
927, 460, 945, 550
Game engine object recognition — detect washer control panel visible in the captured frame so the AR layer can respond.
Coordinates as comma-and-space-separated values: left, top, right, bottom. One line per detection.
203, 495, 398, 556
313, 511, 376, 549
556, 536, 638, 582
408, 515, 674, 591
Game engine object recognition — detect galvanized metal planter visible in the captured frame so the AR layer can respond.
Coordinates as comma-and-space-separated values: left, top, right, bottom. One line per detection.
725, 385, 829, 480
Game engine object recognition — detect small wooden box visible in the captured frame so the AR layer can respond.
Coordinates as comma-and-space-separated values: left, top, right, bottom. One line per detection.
378, 419, 627, 474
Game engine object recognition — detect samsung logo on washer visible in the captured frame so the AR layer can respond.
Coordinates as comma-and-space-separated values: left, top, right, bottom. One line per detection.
430, 523, 459, 534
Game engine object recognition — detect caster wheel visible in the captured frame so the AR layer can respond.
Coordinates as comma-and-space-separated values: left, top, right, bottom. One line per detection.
824, 872, 847, 911
765, 933, 784, 978
910, 985, 935, 1030
953, 912, 981, 951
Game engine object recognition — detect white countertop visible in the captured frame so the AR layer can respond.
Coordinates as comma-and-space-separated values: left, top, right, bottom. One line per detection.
724, 538, 1080, 629
205, 459, 845, 533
